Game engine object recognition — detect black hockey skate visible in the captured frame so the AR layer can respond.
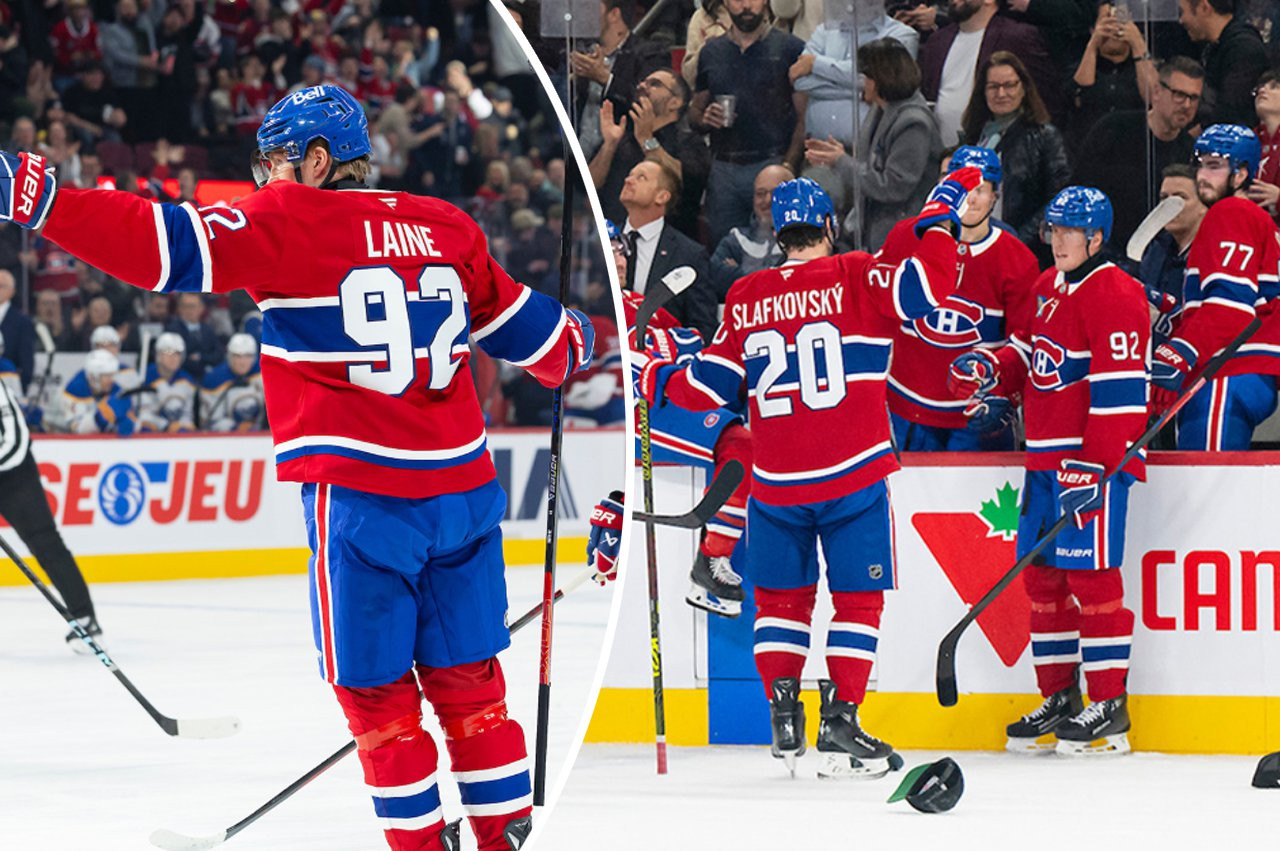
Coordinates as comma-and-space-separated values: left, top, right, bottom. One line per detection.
504, 815, 532, 849
1055, 694, 1131, 757
65, 615, 104, 656
769, 677, 806, 777
440, 819, 463, 851
815, 679, 897, 779
685, 551, 744, 618
1006, 684, 1084, 754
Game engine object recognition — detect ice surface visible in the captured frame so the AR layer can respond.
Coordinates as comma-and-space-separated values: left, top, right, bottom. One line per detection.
540, 743, 1279, 850
0, 568, 610, 850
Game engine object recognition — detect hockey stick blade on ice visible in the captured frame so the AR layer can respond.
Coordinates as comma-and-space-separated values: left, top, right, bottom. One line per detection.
0, 532, 240, 739
1126, 196, 1184, 263
935, 315, 1261, 707
149, 570, 596, 851
633, 265, 697, 341
632, 459, 744, 528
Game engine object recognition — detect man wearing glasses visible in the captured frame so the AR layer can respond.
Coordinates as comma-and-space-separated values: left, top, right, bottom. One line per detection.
1073, 57, 1204, 250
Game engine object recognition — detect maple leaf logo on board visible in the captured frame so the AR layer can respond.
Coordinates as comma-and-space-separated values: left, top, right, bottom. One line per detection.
912, 483, 1031, 666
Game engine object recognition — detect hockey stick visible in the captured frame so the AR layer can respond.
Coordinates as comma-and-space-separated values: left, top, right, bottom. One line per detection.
631, 458, 744, 528
0, 531, 240, 739
1125, 196, 1184, 263
634, 264, 698, 776
935, 316, 1262, 707
532, 138, 580, 807
148, 570, 596, 851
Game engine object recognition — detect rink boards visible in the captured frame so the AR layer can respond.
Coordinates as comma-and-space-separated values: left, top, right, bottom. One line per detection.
0, 428, 623, 582
593, 454, 1280, 754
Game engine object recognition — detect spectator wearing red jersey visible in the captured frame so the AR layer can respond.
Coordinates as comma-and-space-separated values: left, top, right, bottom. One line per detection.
235, 0, 272, 59
358, 55, 398, 116
230, 53, 278, 137
49, 0, 102, 86
1250, 69, 1280, 221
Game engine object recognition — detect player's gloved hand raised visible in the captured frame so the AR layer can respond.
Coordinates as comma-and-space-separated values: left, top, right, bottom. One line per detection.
914, 166, 983, 238
587, 490, 624, 585
947, 348, 1001, 400
1151, 337, 1196, 413
1057, 459, 1105, 529
637, 357, 676, 407
565, 308, 596, 378
963, 393, 1016, 433
1146, 287, 1179, 343
0, 151, 58, 229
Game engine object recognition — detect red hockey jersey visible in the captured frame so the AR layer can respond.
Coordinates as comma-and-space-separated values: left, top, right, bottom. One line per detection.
884, 220, 1038, 428
1173, 196, 1280, 378
663, 226, 961, 505
43, 182, 581, 498
992, 260, 1150, 478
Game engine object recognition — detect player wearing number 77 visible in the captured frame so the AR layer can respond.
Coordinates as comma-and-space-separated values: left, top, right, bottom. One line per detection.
948, 186, 1148, 757
0, 85, 594, 851
639, 170, 980, 779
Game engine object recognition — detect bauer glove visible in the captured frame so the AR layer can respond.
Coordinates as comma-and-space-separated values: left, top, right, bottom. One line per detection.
914, 166, 983, 238
1057, 459, 1105, 529
948, 348, 1001, 400
565, 308, 596, 378
0, 151, 58, 230
963, 393, 1016, 433
637, 358, 676, 407
587, 491, 624, 585
1151, 337, 1196, 413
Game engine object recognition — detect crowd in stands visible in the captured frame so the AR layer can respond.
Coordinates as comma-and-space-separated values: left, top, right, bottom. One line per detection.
0, 0, 619, 431
530, 0, 1280, 447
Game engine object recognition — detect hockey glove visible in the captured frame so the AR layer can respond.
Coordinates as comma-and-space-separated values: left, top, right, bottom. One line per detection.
0, 151, 58, 230
1057, 459, 1105, 529
1146, 287, 1179, 344
565, 308, 596, 378
637, 357, 676, 407
964, 393, 1016, 433
1151, 337, 1197, 413
587, 491, 625, 585
948, 348, 1001, 400
914, 166, 983, 238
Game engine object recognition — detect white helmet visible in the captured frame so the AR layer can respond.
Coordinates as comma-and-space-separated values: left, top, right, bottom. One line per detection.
84, 348, 119, 378
227, 333, 258, 357
90, 325, 121, 349
154, 332, 186, 355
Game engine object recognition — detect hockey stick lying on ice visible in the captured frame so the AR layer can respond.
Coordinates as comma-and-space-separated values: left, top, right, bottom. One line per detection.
1125, 196, 1185, 263
635, 264, 698, 776
935, 316, 1261, 707
632, 458, 744, 528
148, 569, 596, 851
0, 531, 240, 739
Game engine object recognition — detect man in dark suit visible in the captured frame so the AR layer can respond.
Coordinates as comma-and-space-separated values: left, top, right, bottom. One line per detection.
570, 0, 669, 159
619, 160, 717, 342
0, 269, 35, 391
165, 292, 222, 380
918, 0, 1061, 146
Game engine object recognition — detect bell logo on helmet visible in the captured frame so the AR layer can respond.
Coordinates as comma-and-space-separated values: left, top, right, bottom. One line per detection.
290, 87, 325, 105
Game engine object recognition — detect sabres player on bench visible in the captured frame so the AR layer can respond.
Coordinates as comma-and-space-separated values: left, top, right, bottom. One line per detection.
641, 170, 981, 778
0, 85, 595, 851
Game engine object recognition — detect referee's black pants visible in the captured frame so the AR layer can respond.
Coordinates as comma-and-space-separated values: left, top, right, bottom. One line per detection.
0, 451, 96, 620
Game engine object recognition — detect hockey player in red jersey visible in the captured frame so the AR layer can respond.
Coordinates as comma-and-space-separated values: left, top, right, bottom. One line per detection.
640, 171, 981, 777
887, 146, 1039, 451
1151, 124, 1280, 449
950, 187, 1149, 757
0, 86, 595, 851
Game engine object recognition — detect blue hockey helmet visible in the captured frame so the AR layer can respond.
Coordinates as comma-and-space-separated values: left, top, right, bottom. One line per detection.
1044, 186, 1113, 241
605, 219, 623, 242
255, 85, 370, 176
771, 177, 835, 235
949, 146, 1002, 186
1194, 124, 1261, 180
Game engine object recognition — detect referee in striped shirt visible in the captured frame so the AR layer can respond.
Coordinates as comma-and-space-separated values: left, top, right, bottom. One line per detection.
0, 377, 102, 650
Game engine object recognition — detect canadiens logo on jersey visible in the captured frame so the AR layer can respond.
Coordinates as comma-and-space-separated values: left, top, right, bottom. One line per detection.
910, 296, 987, 348
1030, 337, 1067, 390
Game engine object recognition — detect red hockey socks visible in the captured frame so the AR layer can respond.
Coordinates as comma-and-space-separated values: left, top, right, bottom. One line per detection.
701, 424, 751, 558
753, 584, 816, 698
333, 672, 447, 851
826, 591, 884, 704
1067, 568, 1134, 701
1023, 565, 1082, 698
419, 658, 531, 851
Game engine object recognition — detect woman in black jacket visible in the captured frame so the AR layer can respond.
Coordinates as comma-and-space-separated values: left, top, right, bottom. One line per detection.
962, 50, 1071, 266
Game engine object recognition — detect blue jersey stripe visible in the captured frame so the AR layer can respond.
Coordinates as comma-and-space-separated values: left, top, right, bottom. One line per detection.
826, 631, 877, 652
744, 341, 890, 388
753, 625, 812, 647
1082, 644, 1131, 662
372, 786, 442, 820
754, 444, 894, 489
687, 358, 744, 404
1031, 638, 1079, 656
158, 205, 208, 294
1090, 376, 1146, 409
457, 772, 532, 806
262, 300, 466, 356
474, 289, 564, 365
275, 440, 489, 470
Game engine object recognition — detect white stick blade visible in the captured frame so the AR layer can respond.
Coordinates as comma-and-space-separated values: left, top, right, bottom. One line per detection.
176, 716, 241, 739
149, 828, 228, 851
1126, 196, 1185, 262
660, 266, 696, 295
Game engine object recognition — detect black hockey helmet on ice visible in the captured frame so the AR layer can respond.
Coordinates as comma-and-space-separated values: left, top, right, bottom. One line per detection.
1252, 752, 1280, 788
887, 757, 964, 813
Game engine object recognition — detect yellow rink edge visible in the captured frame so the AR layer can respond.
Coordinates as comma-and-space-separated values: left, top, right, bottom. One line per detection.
587, 687, 1280, 754
0, 537, 589, 585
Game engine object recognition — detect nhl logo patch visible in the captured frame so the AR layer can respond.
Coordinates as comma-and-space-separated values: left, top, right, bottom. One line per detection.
703, 413, 720, 427
868, 564, 884, 580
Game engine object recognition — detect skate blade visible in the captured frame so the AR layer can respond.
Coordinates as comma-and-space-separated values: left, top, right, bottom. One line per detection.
1055, 732, 1131, 757
685, 586, 742, 618
1006, 735, 1058, 755
816, 751, 891, 780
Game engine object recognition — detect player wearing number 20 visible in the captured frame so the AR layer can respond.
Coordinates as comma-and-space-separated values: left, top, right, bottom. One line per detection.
950, 187, 1148, 757
0, 85, 594, 851
1151, 124, 1280, 449
641, 170, 981, 778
